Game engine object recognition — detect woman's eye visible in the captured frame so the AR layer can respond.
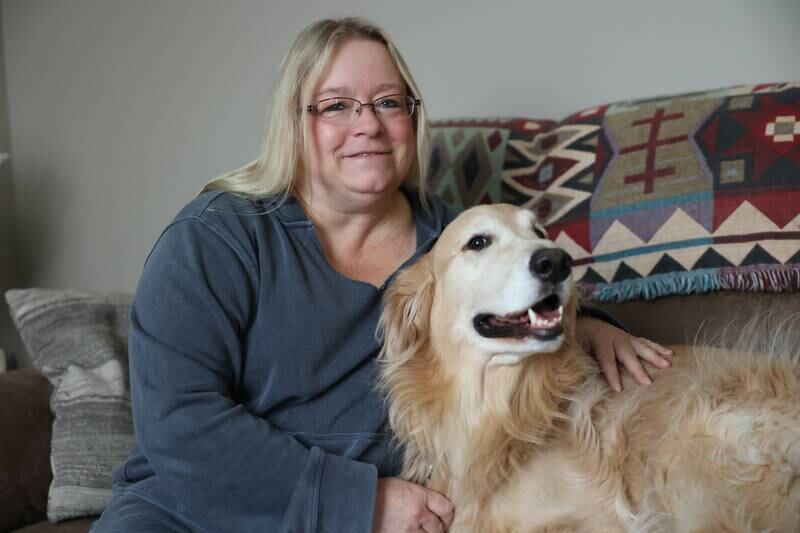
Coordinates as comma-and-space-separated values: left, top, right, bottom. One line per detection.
534, 227, 547, 239
377, 98, 401, 108
465, 235, 491, 251
320, 100, 352, 114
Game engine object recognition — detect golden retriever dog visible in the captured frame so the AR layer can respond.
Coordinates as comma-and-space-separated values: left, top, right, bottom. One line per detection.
378, 204, 800, 532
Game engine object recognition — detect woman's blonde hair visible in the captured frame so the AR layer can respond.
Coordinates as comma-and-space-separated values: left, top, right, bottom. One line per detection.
202, 17, 430, 205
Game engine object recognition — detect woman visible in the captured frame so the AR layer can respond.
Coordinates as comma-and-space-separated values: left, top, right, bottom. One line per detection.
92, 17, 671, 533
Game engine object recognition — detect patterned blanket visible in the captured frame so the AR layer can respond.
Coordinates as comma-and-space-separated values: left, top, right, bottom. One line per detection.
430, 83, 800, 302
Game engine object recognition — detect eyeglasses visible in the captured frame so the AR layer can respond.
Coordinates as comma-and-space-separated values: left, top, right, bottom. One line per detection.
306, 94, 420, 125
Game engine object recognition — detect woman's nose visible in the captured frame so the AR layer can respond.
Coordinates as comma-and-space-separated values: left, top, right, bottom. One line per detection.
351, 104, 383, 134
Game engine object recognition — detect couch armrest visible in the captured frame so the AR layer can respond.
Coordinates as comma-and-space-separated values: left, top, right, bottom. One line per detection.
0, 368, 54, 532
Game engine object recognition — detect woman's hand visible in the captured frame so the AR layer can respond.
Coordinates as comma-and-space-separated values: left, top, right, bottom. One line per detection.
576, 316, 673, 392
373, 477, 454, 533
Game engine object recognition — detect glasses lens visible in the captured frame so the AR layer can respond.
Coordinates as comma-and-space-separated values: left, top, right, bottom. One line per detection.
375, 95, 414, 119
314, 97, 357, 123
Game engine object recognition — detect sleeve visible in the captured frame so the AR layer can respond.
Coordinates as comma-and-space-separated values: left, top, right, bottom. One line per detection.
577, 304, 630, 332
128, 217, 377, 533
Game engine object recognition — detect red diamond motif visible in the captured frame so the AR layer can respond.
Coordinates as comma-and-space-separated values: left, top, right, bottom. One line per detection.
487, 130, 503, 151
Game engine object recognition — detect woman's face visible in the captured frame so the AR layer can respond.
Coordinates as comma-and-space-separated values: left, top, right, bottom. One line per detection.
303, 39, 416, 207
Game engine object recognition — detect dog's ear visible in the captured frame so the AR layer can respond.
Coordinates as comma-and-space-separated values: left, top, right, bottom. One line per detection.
378, 253, 436, 363
378, 253, 442, 484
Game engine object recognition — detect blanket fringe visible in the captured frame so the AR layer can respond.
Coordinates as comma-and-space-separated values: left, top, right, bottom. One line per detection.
580, 265, 800, 303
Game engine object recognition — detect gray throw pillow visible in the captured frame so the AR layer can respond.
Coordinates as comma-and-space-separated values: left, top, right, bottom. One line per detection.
5, 288, 134, 522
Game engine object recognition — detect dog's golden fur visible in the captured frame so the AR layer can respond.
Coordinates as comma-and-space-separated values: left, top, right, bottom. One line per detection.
378, 204, 800, 532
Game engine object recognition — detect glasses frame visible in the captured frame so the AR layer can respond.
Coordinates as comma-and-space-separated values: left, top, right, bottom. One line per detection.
305, 93, 421, 124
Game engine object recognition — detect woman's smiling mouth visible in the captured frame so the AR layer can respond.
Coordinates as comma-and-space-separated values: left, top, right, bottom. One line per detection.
344, 151, 391, 158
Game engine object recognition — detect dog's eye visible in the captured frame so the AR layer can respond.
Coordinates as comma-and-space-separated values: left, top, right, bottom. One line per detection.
465, 234, 492, 251
533, 226, 547, 239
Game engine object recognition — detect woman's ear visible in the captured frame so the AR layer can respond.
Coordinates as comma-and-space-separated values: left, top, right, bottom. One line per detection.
378, 254, 436, 364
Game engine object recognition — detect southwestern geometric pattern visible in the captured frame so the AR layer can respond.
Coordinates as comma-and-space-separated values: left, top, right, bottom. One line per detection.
430, 83, 800, 302
428, 118, 555, 211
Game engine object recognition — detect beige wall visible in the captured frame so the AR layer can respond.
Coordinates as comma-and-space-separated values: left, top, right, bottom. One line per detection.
2, 0, 800, 365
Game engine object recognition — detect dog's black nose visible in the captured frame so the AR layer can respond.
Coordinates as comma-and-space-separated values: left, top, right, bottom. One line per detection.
529, 248, 573, 283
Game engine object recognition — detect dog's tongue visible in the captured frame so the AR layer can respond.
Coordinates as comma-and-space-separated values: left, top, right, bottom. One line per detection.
489, 314, 528, 326
536, 308, 561, 320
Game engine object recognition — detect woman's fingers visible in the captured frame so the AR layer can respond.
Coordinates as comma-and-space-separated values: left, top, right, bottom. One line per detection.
577, 316, 675, 392
373, 478, 454, 533
631, 336, 674, 370
640, 337, 674, 358
419, 512, 444, 533
425, 488, 454, 528
595, 343, 623, 392
614, 337, 652, 386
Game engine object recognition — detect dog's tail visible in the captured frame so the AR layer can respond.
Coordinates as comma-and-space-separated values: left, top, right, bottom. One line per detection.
633, 312, 800, 533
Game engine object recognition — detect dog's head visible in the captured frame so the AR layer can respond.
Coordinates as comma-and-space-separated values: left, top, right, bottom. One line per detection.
381, 203, 577, 369
379, 203, 583, 485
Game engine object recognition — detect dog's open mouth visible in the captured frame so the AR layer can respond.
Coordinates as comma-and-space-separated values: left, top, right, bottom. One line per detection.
473, 294, 564, 340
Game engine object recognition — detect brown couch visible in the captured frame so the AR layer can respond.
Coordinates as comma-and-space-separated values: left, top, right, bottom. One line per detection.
2, 292, 799, 532
0, 369, 96, 533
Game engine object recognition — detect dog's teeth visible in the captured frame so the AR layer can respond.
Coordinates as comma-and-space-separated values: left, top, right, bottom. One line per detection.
526, 305, 563, 330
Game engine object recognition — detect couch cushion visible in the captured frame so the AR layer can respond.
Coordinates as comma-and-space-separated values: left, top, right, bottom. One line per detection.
5, 289, 135, 523
482, 83, 800, 302
429, 118, 555, 211
592, 291, 800, 347
0, 369, 53, 532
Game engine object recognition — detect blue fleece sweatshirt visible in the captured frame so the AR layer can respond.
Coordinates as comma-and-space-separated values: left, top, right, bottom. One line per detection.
110, 189, 454, 533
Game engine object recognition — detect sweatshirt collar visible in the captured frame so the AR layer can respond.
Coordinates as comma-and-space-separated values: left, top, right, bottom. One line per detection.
273, 187, 440, 236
